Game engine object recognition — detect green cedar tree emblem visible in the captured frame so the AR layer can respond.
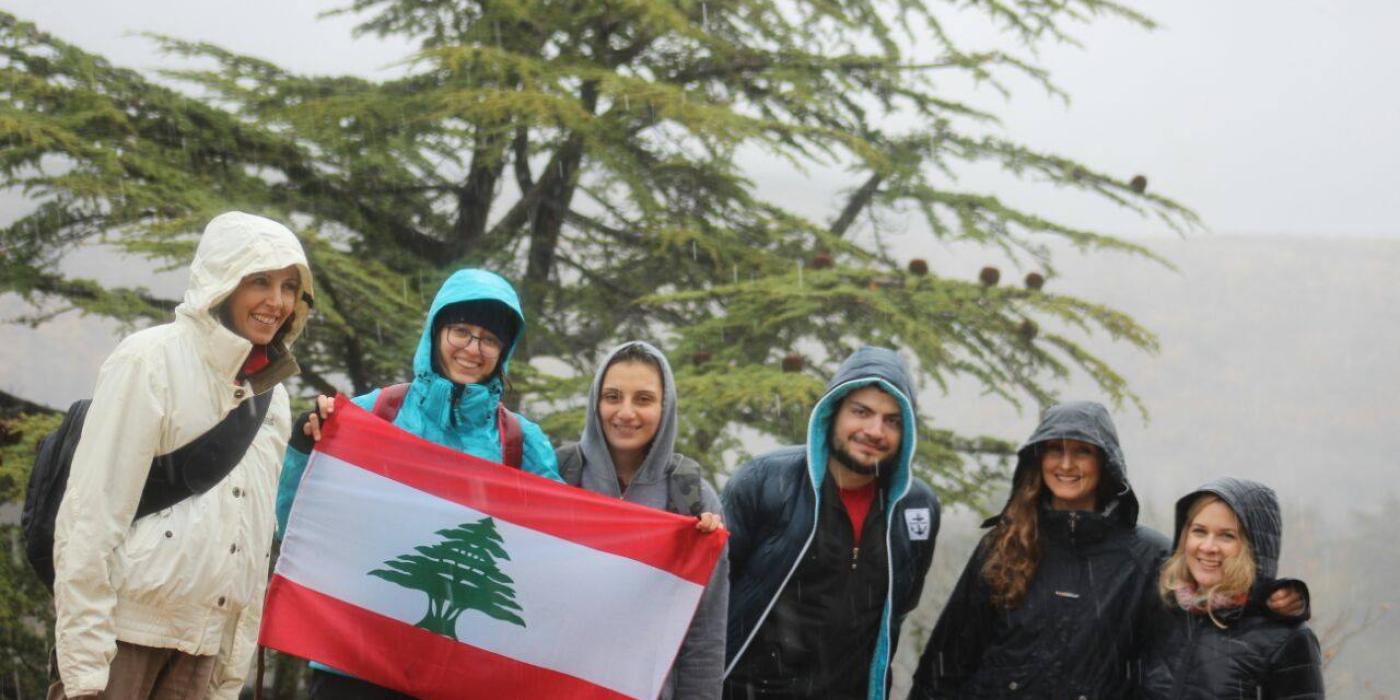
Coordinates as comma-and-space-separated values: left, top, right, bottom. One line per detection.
368, 516, 526, 639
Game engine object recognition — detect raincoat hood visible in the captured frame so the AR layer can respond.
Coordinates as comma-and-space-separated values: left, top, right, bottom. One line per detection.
1173, 477, 1282, 582
1002, 400, 1138, 525
177, 211, 314, 345
578, 341, 678, 489
805, 346, 919, 500
412, 268, 525, 390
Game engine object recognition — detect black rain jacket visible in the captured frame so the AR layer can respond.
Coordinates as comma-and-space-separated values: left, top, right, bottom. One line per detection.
723, 347, 940, 700
1139, 478, 1324, 699
909, 401, 1170, 699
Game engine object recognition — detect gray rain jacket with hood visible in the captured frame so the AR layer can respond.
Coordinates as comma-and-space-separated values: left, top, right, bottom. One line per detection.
723, 347, 940, 700
1140, 478, 1324, 699
910, 401, 1171, 699
556, 341, 729, 700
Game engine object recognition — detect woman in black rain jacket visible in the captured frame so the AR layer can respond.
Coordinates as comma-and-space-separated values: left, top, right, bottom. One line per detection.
1140, 478, 1324, 699
908, 401, 1169, 699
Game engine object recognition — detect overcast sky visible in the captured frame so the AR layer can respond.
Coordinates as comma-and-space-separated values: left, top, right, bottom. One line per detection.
4, 0, 1398, 240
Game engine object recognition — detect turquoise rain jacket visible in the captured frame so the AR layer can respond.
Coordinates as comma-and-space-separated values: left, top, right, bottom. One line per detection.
276, 268, 561, 538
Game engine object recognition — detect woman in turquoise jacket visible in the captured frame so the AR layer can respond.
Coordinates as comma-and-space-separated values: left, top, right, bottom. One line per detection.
275, 268, 561, 699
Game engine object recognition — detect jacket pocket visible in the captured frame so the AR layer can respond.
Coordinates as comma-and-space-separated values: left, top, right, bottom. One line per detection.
114, 504, 206, 603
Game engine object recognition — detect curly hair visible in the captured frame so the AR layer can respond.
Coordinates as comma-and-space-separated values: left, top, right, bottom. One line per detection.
982, 440, 1116, 609
980, 466, 1045, 609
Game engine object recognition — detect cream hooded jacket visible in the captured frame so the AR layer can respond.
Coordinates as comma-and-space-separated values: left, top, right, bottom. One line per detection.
52, 212, 314, 698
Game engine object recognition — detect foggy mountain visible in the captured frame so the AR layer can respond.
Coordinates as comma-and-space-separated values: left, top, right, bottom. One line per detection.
919, 233, 1400, 519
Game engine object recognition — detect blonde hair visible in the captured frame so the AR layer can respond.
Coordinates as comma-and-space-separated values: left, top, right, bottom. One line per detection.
1158, 494, 1257, 621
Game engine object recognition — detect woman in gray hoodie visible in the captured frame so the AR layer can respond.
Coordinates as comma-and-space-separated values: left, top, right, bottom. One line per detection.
556, 341, 728, 699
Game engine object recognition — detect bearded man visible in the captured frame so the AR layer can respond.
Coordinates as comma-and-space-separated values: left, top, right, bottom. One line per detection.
721, 347, 940, 700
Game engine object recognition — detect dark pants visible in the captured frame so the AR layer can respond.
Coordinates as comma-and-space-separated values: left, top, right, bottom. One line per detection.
308, 669, 416, 700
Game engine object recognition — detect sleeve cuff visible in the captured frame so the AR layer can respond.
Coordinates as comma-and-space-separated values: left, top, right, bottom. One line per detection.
66, 670, 110, 697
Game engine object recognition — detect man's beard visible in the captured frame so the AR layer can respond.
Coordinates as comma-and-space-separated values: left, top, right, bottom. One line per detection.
830, 439, 897, 477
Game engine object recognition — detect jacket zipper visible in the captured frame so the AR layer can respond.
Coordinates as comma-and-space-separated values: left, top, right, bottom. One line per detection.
851, 546, 860, 570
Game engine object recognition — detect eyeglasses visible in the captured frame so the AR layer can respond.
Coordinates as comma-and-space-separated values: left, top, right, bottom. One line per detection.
443, 324, 504, 357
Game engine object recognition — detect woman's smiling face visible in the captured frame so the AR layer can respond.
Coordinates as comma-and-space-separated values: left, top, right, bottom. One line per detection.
1185, 499, 1245, 589
597, 360, 664, 459
224, 265, 300, 345
436, 322, 502, 385
1040, 438, 1101, 511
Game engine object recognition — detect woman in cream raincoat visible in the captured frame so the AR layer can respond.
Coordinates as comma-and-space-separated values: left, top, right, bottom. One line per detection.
50, 212, 314, 699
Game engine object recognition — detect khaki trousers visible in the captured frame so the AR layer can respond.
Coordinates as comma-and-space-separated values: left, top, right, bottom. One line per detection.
48, 641, 217, 700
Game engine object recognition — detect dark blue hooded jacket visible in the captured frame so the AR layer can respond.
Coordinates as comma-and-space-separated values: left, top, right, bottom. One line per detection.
722, 347, 940, 700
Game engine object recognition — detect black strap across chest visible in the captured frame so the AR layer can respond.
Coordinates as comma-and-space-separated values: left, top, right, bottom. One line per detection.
136, 389, 274, 517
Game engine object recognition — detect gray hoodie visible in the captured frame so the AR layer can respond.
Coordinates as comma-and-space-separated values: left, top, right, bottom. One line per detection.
559, 341, 729, 700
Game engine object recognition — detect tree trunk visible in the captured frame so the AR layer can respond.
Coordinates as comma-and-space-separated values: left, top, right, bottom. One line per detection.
517, 82, 598, 360
343, 334, 371, 395
452, 125, 511, 259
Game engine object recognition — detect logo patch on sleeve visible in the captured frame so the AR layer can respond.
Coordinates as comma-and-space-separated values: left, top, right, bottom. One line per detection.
904, 508, 932, 540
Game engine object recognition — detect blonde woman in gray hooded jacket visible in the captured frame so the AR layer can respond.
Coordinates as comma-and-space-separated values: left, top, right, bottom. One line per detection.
555, 341, 728, 699
49, 212, 313, 699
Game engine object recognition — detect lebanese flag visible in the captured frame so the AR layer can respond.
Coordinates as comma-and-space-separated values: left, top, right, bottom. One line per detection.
260, 395, 727, 700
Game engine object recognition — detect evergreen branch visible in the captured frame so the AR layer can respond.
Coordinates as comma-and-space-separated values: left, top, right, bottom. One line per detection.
829, 171, 884, 238
7, 271, 176, 323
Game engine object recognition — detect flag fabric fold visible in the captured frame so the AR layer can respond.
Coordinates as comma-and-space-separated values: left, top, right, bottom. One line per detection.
260, 395, 727, 700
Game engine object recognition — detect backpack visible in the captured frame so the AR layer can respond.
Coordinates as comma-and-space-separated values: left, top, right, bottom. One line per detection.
371, 383, 523, 468
556, 442, 706, 517
21, 390, 273, 591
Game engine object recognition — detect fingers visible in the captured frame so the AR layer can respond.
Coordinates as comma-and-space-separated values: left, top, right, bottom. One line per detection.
305, 414, 322, 442
1268, 588, 1303, 616
695, 512, 725, 534
1282, 592, 1303, 616
301, 395, 335, 443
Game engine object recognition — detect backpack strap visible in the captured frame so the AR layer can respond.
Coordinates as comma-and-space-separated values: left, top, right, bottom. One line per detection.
666, 455, 707, 517
556, 442, 586, 486
136, 389, 274, 517
497, 404, 523, 469
372, 383, 411, 422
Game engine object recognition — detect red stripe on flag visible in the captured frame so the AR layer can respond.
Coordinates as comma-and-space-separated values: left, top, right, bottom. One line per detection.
260, 575, 633, 700
312, 394, 725, 586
